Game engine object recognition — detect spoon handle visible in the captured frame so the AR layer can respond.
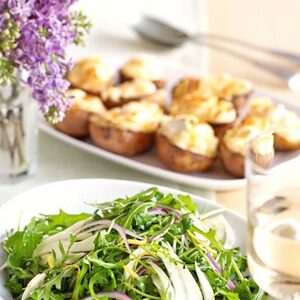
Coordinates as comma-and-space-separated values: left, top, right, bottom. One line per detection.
193, 33, 300, 65
194, 39, 295, 81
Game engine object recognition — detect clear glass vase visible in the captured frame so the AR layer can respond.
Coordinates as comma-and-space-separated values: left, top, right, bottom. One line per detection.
0, 85, 38, 182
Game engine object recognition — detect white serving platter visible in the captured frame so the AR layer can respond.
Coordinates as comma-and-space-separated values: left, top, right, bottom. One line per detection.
39, 60, 300, 191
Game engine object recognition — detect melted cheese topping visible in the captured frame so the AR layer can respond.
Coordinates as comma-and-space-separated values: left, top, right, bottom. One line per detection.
249, 97, 275, 116
249, 98, 300, 143
173, 77, 201, 99
90, 101, 163, 132
68, 57, 114, 93
170, 95, 236, 124
223, 117, 272, 155
101, 79, 157, 103
251, 133, 275, 156
66, 89, 105, 113
199, 73, 253, 99
173, 74, 252, 100
271, 105, 300, 142
159, 116, 219, 157
121, 55, 164, 80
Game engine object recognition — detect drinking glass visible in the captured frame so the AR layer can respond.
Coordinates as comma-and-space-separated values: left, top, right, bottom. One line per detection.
246, 135, 300, 300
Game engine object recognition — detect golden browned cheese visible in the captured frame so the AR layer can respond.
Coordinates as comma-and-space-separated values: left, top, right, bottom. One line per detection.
223, 116, 273, 156
67, 57, 114, 94
172, 74, 252, 101
159, 115, 218, 158
172, 77, 202, 99
66, 89, 105, 113
90, 101, 164, 133
170, 95, 236, 125
248, 97, 300, 148
121, 55, 164, 81
101, 79, 157, 103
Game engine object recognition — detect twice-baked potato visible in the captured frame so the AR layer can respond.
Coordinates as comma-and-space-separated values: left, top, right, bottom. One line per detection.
101, 79, 165, 109
220, 117, 274, 177
170, 95, 237, 138
156, 116, 218, 172
54, 89, 105, 138
273, 118, 300, 150
120, 55, 165, 88
248, 97, 300, 151
67, 57, 114, 94
172, 77, 201, 100
172, 74, 253, 112
89, 101, 164, 156
200, 73, 253, 112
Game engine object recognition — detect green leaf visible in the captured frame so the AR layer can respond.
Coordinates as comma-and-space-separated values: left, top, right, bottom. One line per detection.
178, 194, 197, 212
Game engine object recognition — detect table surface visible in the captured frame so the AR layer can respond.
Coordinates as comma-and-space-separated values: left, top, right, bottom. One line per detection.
1, 3, 299, 219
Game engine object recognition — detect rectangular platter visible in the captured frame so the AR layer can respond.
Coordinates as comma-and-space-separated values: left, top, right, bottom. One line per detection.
40, 60, 300, 191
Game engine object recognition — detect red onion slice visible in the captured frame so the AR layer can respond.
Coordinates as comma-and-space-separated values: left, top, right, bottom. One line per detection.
148, 208, 168, 216
226, 279, 236, 290
79, 220, 143, 240
156, 204, 182, 220
78, 220, 131, 251
205, 251, 222, 273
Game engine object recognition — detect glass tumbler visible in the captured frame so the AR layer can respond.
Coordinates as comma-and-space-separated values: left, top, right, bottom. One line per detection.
246, 134, 300, 300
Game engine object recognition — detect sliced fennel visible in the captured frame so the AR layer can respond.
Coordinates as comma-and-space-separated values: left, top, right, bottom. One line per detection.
195, 262, 215, 300
158, 242, 203, 300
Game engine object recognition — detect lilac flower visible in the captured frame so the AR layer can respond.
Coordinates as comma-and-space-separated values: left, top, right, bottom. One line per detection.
0, 0, 91, 123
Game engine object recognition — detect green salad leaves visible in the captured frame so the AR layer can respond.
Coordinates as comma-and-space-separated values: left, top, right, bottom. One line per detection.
1, 188, 266, 300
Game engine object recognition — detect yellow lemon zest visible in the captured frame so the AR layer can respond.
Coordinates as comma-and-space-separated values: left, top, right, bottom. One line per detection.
47, 255, 55, 268
120, 239, 147, 245
124, 265, 139, 279
128, 239, 147, 245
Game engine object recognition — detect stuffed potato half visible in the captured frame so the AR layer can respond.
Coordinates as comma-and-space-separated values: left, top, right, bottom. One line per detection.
101, 79, 165, 109
119, 55, 165, 88
89, 101, 164, 156
54, 89, 105, 138
156, 116, 219, 172
67, 57, 114, 94
220, 117, 275, 177
172, 74, 253, 112
249, 97, 300, 151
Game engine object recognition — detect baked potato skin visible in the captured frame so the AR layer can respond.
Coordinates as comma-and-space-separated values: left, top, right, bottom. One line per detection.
54, 109, 91, 138
156, 133, 215, 172
212, 123, 235, 139
274, 135, 300, 151
89, 123, 154, 156
220, 140, 274, 177
219, 140, 245, 178
119, 70, 165, 89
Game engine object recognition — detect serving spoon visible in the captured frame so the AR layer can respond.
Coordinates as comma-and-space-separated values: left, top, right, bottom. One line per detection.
133, 16, 300, 91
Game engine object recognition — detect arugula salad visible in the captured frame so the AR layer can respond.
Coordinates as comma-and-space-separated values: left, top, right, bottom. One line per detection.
1, 188, 265, 300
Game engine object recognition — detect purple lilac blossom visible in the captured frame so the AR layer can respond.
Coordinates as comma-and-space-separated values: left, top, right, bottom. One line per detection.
0, 0, 88, 122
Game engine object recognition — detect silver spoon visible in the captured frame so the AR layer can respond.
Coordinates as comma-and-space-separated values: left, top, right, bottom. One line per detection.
134, 16, 300, 64
133, 16, 300, 91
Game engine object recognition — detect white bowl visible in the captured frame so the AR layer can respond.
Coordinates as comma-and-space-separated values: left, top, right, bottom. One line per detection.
0, 179, 246, 299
